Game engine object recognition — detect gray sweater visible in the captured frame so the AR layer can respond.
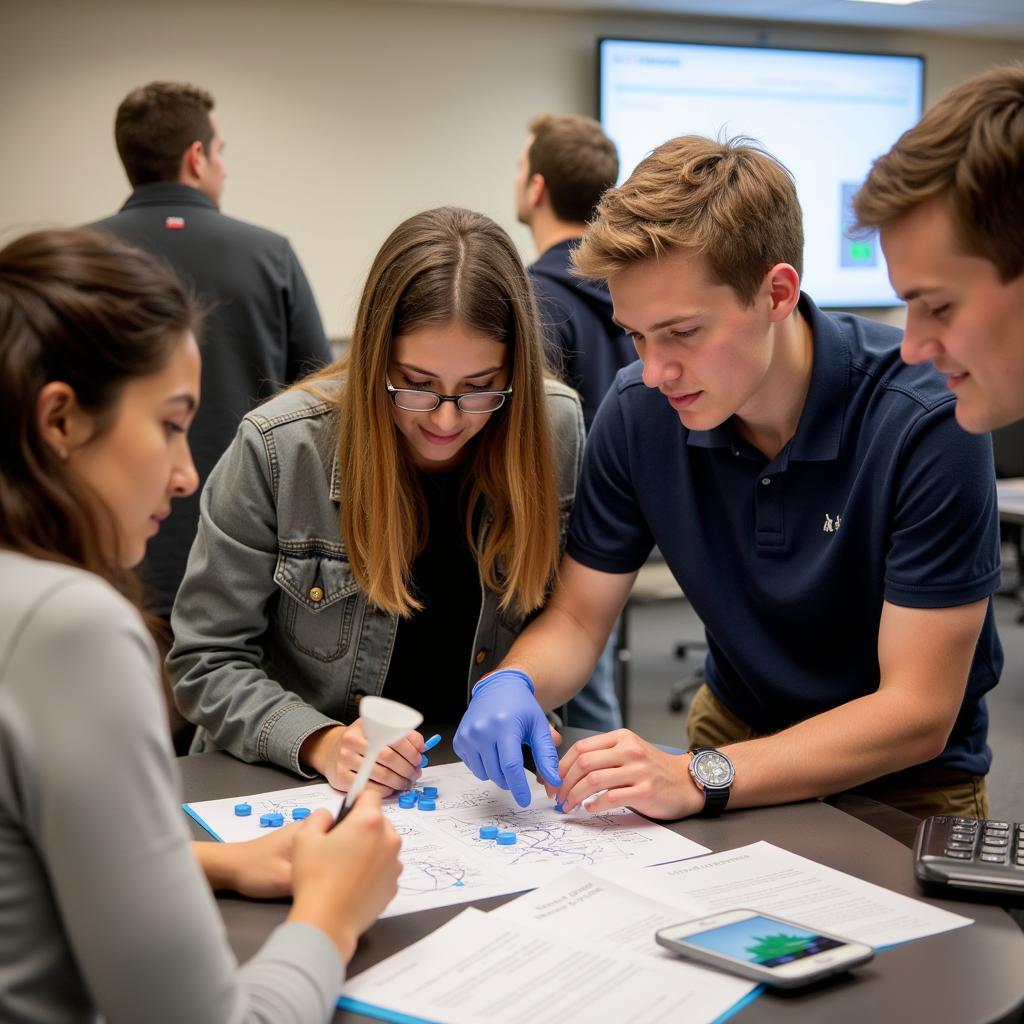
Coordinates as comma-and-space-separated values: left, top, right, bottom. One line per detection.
0, 550, 343, 1023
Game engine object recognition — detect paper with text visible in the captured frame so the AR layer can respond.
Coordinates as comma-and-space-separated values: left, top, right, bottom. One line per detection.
340, 906, 751, 1024
183, 761, 710, 917
592, 840, 973, 947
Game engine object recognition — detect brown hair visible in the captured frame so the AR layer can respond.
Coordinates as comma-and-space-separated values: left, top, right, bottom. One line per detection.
854, 64, 1024, 282
528, 114, 619, 224
573, 135, 804, 305
0, 228, 197, 591
300, 207, 560, 618
115, 81, 215, 186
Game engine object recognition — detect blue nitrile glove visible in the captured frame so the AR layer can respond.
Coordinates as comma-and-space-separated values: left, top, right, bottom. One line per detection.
453, 668, 561, 807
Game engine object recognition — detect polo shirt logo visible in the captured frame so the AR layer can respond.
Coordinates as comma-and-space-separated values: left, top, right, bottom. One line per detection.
823, 513, 842, 533
165, 216, 185, 230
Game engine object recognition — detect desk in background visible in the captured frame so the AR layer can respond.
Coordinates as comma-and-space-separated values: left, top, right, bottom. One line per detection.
181, 732, 1024, 1024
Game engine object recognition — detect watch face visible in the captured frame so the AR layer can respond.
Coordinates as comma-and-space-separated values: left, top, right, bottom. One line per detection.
694, 751, 733, 788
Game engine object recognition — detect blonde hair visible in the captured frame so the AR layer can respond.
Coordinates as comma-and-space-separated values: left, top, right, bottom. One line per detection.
855, 64, 1024, 282
301, 207, 559, 617
574, 135, 803, 305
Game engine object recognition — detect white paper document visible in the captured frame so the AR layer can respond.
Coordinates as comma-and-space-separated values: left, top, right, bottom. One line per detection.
340, 906, 750, 1024
183, 761, 710, 917
592, 839, 973, 948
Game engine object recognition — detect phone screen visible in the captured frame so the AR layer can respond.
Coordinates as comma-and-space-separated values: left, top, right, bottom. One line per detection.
678, 916, 849, 969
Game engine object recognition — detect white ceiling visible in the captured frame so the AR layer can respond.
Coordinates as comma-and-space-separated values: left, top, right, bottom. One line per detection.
381, 0, 1024, 41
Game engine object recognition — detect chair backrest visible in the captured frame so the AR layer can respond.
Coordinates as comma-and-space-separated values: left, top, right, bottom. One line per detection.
992, 422, 1024, 479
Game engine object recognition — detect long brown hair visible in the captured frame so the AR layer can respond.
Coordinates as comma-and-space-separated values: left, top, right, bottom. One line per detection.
0, 227, 197, 598
302, 207, 560, 617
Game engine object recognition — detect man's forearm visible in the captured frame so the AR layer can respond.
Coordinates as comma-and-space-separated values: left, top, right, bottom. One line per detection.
723, 688, 954, 809
498, 604, 608, 711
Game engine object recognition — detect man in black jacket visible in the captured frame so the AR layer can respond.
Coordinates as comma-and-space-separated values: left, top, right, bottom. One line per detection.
516, 114, 636, 431
91, 82, 332, 622
516, 114, 637, 731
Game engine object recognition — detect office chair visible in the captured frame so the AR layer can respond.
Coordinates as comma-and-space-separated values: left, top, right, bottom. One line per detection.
615, 552, 706, 723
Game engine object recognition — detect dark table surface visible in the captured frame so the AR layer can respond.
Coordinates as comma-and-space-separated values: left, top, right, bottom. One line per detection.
180, 730, 1024, 1024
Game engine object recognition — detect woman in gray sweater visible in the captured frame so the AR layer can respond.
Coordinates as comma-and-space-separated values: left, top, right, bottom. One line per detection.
0, 228, 401, 1023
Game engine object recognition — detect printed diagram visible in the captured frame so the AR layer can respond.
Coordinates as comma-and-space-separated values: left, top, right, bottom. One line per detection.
186, 762, 708, 917
436, 809, 654, 869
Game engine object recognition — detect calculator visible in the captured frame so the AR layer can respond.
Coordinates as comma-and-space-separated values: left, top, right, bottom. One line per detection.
913, 816, 1024, 894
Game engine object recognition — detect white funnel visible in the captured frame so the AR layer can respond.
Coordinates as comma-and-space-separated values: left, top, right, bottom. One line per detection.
337, 696, 423, 819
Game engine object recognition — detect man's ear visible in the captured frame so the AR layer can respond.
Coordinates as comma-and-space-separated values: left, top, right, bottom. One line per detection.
179, 140, 206, 185
528, 172, 547, 210
36, 382, 92, 460
764, 264, 801, 322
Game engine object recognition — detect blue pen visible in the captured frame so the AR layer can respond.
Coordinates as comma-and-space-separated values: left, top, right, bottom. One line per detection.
420, 733, 442, 768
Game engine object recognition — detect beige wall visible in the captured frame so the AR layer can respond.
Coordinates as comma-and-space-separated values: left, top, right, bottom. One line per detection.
2, 0, 1021, 335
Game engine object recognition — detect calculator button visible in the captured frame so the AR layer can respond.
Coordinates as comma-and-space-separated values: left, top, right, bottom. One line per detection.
982, 838, 1008, 848
946, 841, 974, 850
951, 830, 975, 840
944, 850, 973, 859
981, 853, 1007, 863
986, 821, 1010, 830
954, 818, 978, 826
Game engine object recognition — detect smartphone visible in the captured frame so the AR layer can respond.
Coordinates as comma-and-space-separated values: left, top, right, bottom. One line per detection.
655, 909, 874, 988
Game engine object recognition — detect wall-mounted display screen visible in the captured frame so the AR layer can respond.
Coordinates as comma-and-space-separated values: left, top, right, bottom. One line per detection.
598, 38, 924, 307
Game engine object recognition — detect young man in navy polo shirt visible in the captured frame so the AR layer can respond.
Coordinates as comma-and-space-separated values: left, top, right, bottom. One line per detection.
453, 134, 1003, 823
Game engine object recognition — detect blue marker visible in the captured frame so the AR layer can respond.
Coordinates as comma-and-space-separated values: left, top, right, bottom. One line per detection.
420, 733, 442, 768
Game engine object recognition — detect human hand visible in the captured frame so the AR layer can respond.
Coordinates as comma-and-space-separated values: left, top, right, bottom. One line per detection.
288, 794, 403, 963
302, 721, 424, 795
453, 669, 561, 807
553, 729, 698, 820
192, 822, 300, 899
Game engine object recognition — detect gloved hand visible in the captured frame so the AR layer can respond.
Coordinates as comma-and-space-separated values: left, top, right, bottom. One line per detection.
454, 669, 561, 807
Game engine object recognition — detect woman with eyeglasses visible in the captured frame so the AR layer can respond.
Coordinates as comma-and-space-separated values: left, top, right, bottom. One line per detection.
0, 228, 401, 1023
169, 207, 583, 796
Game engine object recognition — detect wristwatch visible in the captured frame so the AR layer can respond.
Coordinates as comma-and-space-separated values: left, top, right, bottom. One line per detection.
688, 747, 735, 817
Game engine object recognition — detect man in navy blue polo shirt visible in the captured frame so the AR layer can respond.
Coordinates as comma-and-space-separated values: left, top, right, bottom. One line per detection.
453, 134, 1002, 823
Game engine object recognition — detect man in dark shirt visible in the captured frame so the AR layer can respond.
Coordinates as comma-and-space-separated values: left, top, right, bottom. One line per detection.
457, 135, 1002, 821
515, 114, 637, 732
91, 82, 331, 622
516, 114, 636, 431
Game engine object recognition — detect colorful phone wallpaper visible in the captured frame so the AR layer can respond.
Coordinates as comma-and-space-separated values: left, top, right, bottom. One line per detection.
683, 916, 846, 968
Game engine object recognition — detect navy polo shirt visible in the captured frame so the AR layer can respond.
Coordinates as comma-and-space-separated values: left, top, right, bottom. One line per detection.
567, 295, 1002, 777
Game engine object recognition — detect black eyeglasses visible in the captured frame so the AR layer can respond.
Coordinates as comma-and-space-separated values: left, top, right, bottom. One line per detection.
385, 378, 513, 414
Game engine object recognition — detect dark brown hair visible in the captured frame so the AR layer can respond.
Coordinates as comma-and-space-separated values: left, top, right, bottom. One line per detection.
300, 207, 560, 617
574, 135, 804, 306
855, 64, 1024, 282
528, 114, 619, 224
115, 81, 215, 186
0, 227, 197, 591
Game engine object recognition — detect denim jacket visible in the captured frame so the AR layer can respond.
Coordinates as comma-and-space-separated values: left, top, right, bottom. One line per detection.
168, 378, 584, 776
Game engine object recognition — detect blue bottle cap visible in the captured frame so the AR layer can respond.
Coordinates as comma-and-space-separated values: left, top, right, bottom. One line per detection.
496, 831, 517, 845
291, 807, 311, 820
479, 825, 499, 839
259, 812, 285, 827
234, 803, 252, 817
418, 799, 437, 811
398, 793, 417, 808
422, 786, 438, 799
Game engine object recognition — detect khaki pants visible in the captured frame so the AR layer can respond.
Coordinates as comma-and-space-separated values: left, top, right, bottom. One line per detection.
686, 684, 988, 821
